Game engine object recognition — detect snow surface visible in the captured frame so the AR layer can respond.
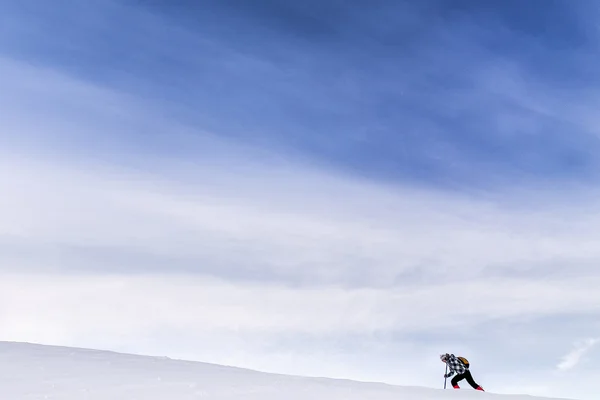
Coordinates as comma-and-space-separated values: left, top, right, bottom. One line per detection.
0, 342, 571, 400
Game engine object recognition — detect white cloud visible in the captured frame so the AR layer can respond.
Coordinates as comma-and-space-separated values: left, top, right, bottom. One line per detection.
3, 150, 600, 287
1, 273, 599, 340
557, 338, 599, 371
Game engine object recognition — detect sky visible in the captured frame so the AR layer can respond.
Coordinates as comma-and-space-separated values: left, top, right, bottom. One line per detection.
1, 0, 600, 398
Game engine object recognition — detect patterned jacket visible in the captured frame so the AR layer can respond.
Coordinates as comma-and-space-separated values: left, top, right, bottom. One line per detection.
444, 354, 468, 377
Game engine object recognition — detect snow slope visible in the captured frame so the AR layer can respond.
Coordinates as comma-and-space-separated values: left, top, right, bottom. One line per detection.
0, 342, 571, 400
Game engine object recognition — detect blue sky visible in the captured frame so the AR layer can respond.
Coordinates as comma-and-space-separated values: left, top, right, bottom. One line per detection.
4, 0, 600, 188
2, 1, 600, 399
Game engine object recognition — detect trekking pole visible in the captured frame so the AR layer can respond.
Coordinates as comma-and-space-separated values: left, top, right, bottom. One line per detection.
443, 363, 448, 389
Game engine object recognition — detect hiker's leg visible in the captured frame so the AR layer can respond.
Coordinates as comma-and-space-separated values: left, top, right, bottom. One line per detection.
464, 371, 483, 390
451, 374, 464, 388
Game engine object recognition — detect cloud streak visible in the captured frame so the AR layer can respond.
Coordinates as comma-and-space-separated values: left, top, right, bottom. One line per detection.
557, 339, 599, 371
4, 140, 600, 287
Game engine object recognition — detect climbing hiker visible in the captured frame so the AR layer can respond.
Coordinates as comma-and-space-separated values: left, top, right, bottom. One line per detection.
440, 353, 484, 391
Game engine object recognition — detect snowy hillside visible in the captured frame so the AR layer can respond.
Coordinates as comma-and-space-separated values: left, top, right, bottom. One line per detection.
0, 342, 571, 400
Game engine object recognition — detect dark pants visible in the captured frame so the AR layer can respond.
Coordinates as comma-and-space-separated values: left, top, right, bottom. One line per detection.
451, 370, 480, 389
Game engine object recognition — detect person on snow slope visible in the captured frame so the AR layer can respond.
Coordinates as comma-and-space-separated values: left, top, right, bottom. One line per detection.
440, 353, 484, 391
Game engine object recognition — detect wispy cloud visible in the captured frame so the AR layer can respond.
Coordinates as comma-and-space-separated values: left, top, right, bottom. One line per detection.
557, 338, 599, 371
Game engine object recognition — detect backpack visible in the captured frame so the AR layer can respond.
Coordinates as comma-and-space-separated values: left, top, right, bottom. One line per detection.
458, 357, 469, 367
